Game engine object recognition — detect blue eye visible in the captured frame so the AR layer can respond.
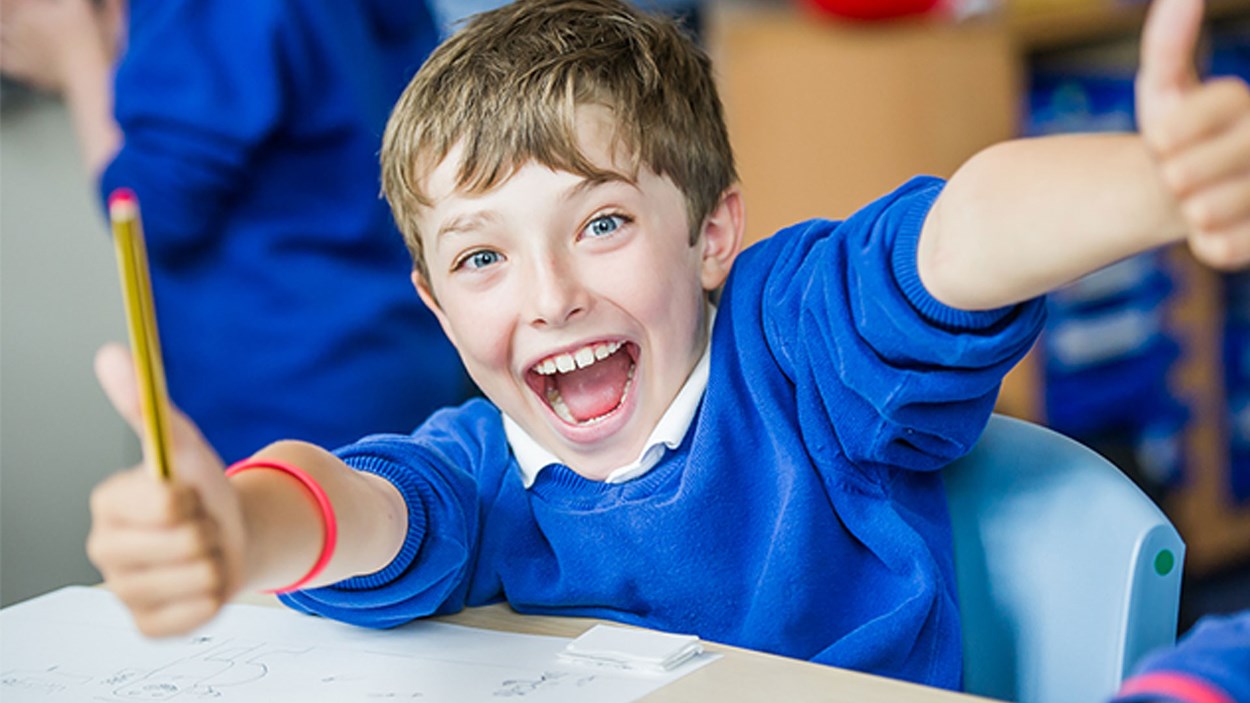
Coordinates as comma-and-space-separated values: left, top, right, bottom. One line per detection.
458, 250, 502, 271
585, 214, 627, 238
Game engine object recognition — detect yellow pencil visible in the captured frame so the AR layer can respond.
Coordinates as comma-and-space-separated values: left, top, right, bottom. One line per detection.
109, 188, 174, 481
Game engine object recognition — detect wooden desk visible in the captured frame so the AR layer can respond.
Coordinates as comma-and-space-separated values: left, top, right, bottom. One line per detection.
236, 592, 996, 703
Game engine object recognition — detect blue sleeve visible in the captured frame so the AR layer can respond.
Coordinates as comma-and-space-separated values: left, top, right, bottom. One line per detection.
736, 176, 1046, 474
279, 403, 508, 629
1112, 612, 1250, 703
99, 0, 286, 257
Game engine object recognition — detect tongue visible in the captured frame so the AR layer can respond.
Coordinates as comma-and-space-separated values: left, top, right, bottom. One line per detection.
553, 351, 632, 423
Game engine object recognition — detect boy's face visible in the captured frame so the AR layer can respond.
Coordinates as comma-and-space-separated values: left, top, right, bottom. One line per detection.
412, 108, 741, 478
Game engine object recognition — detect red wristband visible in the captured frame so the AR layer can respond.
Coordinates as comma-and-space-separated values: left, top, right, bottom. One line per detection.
225, 458, 338, 594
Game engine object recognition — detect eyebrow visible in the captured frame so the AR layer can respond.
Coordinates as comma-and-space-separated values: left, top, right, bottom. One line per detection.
568, 172, 635, 200
436, 211, 497, 241
433, 172, 637, 242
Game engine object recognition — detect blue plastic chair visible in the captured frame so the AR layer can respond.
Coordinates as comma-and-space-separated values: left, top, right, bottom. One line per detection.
944, 414, 1185, 703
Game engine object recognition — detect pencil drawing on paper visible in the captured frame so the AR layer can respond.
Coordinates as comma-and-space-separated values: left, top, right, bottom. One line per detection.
2, 637, 308, 700
494, 670, 598, 697
1, 631, 615, 702
1, 587, 708, 703
107, 638, 307, 699
0, 666, 91, 697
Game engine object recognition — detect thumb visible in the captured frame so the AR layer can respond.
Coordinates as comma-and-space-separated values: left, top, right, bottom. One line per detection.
95, 342, 223, 479
1138, 0, 1203, 101
97, 0, 126, 56
95, 341, 146, 439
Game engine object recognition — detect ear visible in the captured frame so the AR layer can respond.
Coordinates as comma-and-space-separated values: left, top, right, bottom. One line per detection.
698, 186, 745, 291
412, 270, 459, 347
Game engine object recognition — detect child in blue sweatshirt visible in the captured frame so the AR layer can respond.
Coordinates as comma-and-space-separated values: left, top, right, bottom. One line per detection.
85, 0, 1250, 691
0, 0, 469, 463
1112, 611, 1250, 703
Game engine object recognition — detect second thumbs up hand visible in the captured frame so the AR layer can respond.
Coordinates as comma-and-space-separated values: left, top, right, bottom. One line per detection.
1135, 0, 1250, 270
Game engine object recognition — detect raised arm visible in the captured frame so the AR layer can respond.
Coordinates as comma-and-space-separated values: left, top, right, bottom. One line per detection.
917, 0, 1249, 312
0, 0, 123, 176
87, 343, 407, 636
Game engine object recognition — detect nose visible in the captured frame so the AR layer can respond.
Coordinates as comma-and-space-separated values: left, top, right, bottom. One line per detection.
525, 252, 588, 328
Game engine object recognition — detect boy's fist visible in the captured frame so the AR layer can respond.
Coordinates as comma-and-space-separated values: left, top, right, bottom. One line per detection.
1136, 0, 1250, 270
87, 469, 232, 636
86, 343, 246, 636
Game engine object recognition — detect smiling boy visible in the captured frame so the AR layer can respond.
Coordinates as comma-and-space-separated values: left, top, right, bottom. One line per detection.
86, 0, 1250, 690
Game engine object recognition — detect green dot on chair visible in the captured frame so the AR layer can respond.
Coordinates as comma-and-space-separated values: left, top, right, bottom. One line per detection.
1155, 549, 1175, 577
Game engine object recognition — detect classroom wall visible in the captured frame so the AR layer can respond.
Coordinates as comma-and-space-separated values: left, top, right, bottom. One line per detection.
0, 90, 137, 607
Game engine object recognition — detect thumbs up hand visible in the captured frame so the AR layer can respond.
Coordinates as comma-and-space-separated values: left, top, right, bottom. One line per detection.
86, 343, 247, 637
1136, 0, 1250, 270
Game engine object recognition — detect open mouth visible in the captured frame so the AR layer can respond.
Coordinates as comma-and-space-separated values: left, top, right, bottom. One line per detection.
526, 341, 638, 426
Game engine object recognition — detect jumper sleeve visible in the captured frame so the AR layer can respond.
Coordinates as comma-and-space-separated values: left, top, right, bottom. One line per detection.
278, 402, 509, 628
99, 0, 286, 258
736, 176, 1046, 475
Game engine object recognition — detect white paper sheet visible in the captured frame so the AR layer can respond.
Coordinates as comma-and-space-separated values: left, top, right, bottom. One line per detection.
0, 586, 717, 702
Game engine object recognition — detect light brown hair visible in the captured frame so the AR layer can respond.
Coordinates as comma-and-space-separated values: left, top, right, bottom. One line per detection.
381, 0, 737, 281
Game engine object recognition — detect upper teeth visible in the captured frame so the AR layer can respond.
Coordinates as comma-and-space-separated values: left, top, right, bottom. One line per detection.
534, 341, 623, 375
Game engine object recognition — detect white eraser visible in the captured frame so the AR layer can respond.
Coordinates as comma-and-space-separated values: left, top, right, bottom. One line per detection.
559, 624, 703, 672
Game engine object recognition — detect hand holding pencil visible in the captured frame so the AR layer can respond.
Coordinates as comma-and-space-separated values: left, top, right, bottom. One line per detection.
87, 189, 247, 637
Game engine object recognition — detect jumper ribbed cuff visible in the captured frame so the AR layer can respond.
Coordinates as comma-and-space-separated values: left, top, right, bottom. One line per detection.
313, 454, 428, 591
890, 194, 1017, 332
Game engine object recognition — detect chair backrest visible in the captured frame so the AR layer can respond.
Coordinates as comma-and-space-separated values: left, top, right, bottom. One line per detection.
944, 414, 1184, 703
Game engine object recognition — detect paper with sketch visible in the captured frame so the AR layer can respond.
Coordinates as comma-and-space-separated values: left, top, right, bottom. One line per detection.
0, 586, 717, 702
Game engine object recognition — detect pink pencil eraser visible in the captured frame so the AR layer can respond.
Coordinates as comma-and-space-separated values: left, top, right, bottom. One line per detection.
108, 188, 137, 208
108, 188, 138, 218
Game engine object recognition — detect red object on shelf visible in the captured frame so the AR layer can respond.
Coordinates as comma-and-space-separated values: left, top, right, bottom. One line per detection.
801, 0, 941, 20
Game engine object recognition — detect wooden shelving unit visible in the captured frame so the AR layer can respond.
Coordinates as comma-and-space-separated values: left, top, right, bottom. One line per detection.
1008, 0, 1250, 51
706, 4, 1020, 243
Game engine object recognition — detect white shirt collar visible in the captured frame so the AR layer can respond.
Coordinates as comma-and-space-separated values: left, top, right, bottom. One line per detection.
503, 308, 715, 488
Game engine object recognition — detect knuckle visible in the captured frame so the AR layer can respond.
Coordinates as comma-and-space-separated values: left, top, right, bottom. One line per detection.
109, 576, 141, 605
175, 514, 220, 559
184, 597, 221, 630
1210, 256, 1244, 272
1193, 234, 1243, 270
186, 522, 215, 557
84, 529, 107, 566
143, 598, 218, 638
1162, 161, 1192, 194
154, 486, 192, 525
1143, 126, 1172, 155
1184, 200, 1219, 230
201, 558, 227, 594
135, 613, 170, 639
88, 473, 129, 517
1216, 76, 1250, 105
95, 565, 124, 592
88, 484, 108, 516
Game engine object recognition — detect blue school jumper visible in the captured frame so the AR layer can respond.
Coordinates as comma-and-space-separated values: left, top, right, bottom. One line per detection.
282, 177, 1046, 688
1113, 611, 1250, 703
99, 0, 466, 462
